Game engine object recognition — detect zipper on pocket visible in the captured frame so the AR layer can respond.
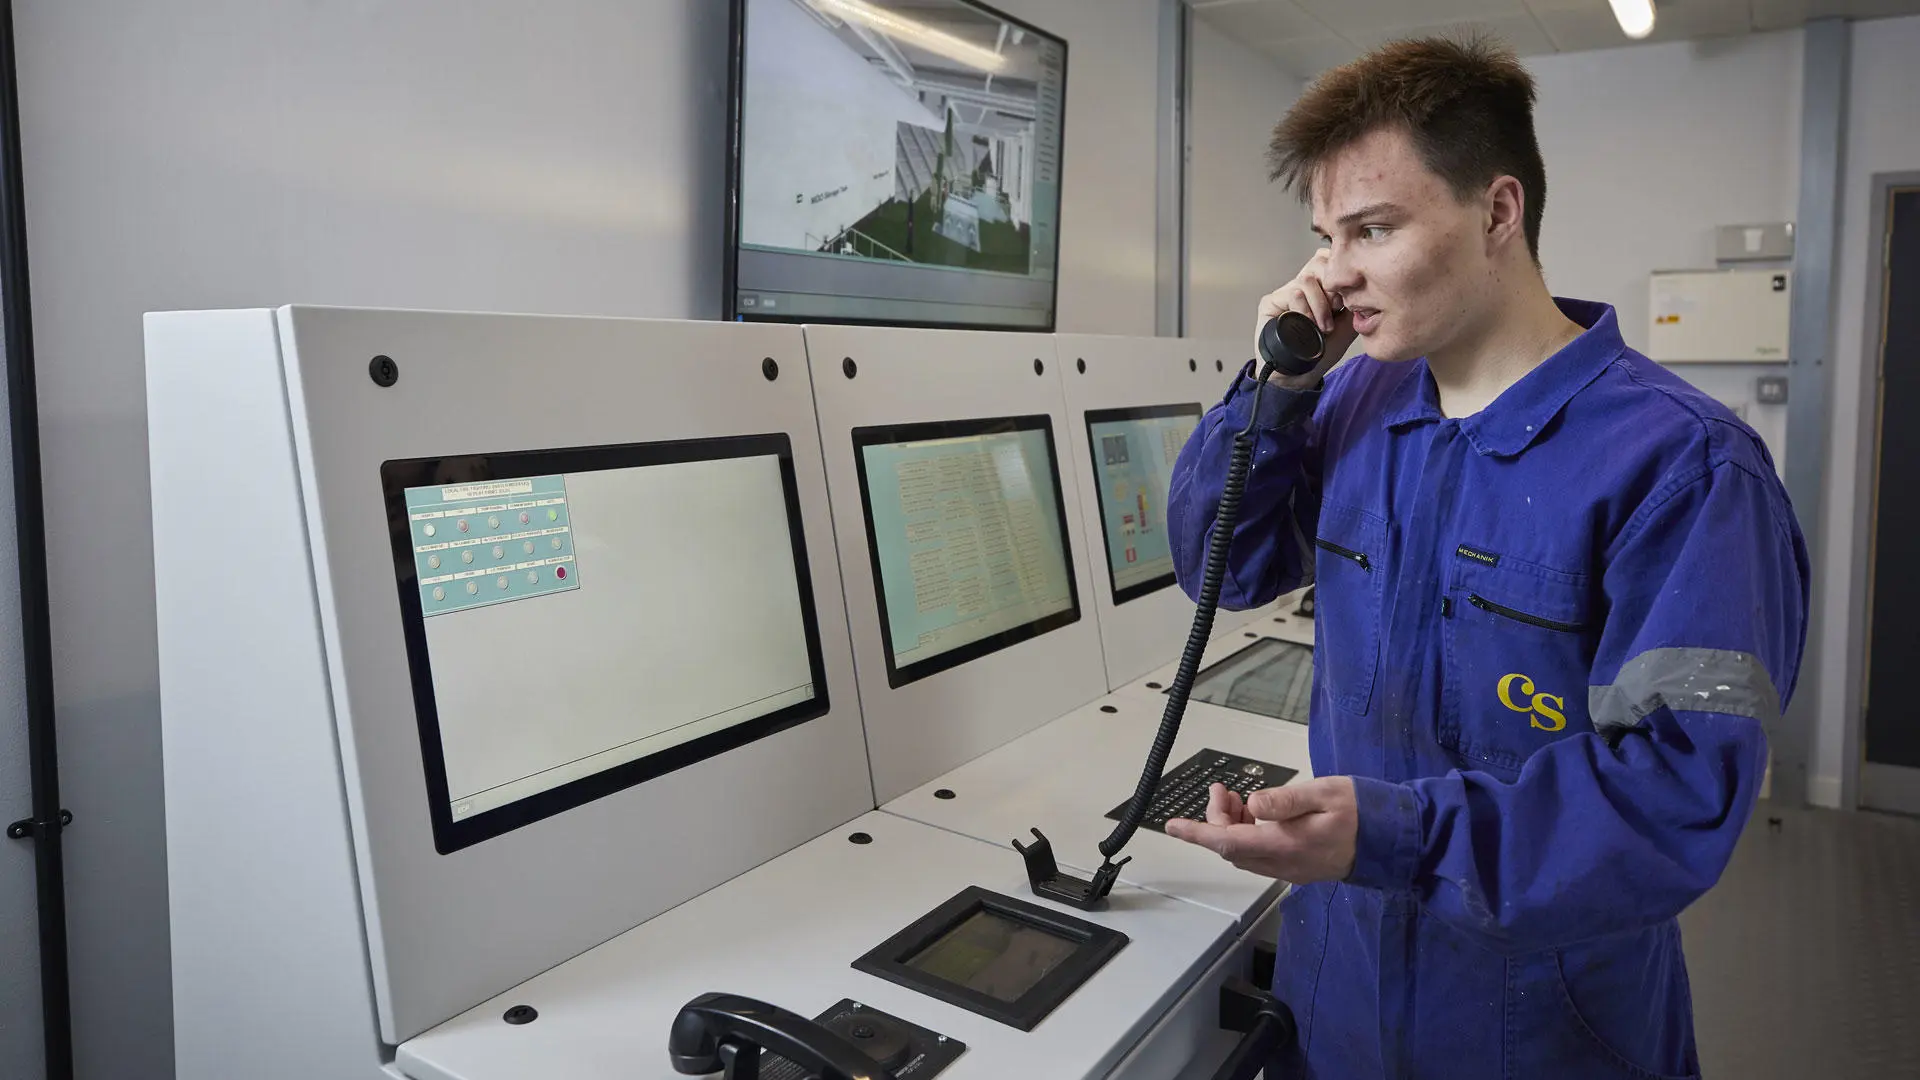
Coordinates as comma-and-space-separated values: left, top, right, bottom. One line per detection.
1468, 593, 1585, 633
1315, 537, 1372, 571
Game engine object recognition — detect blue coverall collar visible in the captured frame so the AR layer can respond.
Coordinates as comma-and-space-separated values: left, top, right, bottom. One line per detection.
1379, 297, 1628, 457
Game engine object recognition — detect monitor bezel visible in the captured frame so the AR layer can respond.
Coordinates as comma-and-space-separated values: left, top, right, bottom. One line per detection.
850, 414, 1083, 689
1082, 402, 1204, 606
722, 0, 1070, 333
380, 433, 833, 854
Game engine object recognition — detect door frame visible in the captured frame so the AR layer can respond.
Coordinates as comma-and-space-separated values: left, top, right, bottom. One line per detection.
1844, 171, 1920, 813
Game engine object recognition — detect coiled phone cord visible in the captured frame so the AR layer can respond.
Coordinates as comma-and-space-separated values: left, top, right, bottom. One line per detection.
1098, 311, 1324, 860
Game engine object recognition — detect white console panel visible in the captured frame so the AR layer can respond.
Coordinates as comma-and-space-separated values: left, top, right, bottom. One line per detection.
1054, 333, 1248, 691
1106, 896, 1285, 1080
804, 325, 1111, 802
148, 308, 876, 1052
884, 697, 1312, 927
397, 812, 1236, 1080
150, 309, 397, 1080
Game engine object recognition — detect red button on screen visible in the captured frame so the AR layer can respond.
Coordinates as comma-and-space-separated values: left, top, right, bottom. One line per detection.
556, 566, 567, 580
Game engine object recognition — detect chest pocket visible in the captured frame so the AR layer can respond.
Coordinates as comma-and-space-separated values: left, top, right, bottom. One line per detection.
1313, 502, 1387, 716
1440, 550, 1597, 778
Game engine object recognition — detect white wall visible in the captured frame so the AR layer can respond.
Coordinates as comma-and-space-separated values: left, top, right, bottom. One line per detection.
1822, 13, 1920, 807
1022, 0, 1165, 331
1, 339, 43, 1080
18, 5, 734, 1072
1185, 15, 1314, 343
10, 2, 1174, 1077
1529, 32, 1805, 357
1528, 32, 1801, 474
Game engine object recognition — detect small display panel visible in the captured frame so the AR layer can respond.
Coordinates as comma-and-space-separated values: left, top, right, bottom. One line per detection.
852, 415, 1080, 687
382, 435, 830, 853
854, 886, 1127, 1030
1184, 636, 1314, 725
1082, 403, 1202, 605
905, 908, 1079, 1003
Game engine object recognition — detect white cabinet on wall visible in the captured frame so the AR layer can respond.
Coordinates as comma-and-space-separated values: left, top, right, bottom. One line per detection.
1648, 268, 1792, 362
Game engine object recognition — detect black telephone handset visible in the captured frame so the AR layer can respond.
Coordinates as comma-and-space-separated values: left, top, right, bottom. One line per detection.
1258, 310, 1328, 379
669, 993, 893, 1080
1018, 311, 1327, 909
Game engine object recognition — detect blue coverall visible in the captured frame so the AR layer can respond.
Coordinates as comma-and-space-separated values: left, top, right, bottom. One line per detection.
1167, 300, 1809, 1079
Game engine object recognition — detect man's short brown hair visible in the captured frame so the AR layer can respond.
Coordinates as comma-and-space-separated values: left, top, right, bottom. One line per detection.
1269, 35, 1547, 259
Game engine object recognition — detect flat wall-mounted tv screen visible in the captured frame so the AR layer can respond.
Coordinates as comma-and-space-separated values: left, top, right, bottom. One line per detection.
725, 0, 1067, 332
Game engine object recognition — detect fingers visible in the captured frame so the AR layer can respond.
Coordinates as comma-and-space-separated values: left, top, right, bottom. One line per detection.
1173, 781, 1358, 884
1257, 278, 1332, 329
1297, 277, 1337, 333
1255, 249, 1343, 351
1249, 777, 1352, 820
1163, 817, 1232, 857
1248, 784, 1309, 821
1166, 818, 1303, 878
1205, 782, 1249, 827
1166, 818, 1269, 864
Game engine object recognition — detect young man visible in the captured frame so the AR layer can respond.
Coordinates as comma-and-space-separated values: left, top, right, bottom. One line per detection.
1161, 36, 1808, 1079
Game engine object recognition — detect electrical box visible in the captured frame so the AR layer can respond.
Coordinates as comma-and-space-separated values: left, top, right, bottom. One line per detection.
1648, 269, 1791, 363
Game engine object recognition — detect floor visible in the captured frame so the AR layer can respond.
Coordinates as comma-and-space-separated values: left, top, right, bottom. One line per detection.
1680, 802, 1920, 1078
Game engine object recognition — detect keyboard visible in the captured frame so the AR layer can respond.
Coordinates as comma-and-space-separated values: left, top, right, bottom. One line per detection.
1104, 748, 1298, 834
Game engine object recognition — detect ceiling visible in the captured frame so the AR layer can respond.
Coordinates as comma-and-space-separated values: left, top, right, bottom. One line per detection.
1190, 0, 1920, 78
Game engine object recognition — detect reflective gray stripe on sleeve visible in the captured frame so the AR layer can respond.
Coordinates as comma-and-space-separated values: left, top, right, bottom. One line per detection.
1587, 648, 1780, 736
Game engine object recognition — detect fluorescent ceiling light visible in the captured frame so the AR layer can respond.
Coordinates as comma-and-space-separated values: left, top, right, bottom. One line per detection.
1609, 0, 1656, 39
809, 0, 1009, 73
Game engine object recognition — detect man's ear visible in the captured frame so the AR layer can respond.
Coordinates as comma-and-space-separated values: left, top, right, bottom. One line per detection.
1485, 175, 1526, 253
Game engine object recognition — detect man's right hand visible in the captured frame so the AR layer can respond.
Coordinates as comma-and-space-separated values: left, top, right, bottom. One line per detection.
1254, 248, 1358, 389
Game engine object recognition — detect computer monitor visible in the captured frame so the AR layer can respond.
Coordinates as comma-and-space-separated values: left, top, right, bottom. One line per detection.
1183, 637, 1313, 726
381, 435, 830, 853
851, 415, 1080, 687
1083, 404, 1202, 605
725, 0, 1067, 331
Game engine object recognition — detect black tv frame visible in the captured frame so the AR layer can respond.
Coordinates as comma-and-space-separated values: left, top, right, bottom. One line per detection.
722, 0, 1069, 333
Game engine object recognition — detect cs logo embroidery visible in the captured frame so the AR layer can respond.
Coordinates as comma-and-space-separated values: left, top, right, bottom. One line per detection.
1498, 673, 1566, 732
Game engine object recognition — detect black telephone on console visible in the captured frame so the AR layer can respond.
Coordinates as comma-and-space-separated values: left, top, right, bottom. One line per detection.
670, 993, 893, 1080
670, 992, 966, 1080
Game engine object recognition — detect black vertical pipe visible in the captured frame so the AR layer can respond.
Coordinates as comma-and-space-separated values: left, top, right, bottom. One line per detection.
0, 2, 74, 1078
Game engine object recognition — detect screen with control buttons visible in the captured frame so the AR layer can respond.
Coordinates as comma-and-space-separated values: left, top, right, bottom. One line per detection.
382, 435, 830, 853
851, 415, 1079, 688
1083, 403, 1201, 606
